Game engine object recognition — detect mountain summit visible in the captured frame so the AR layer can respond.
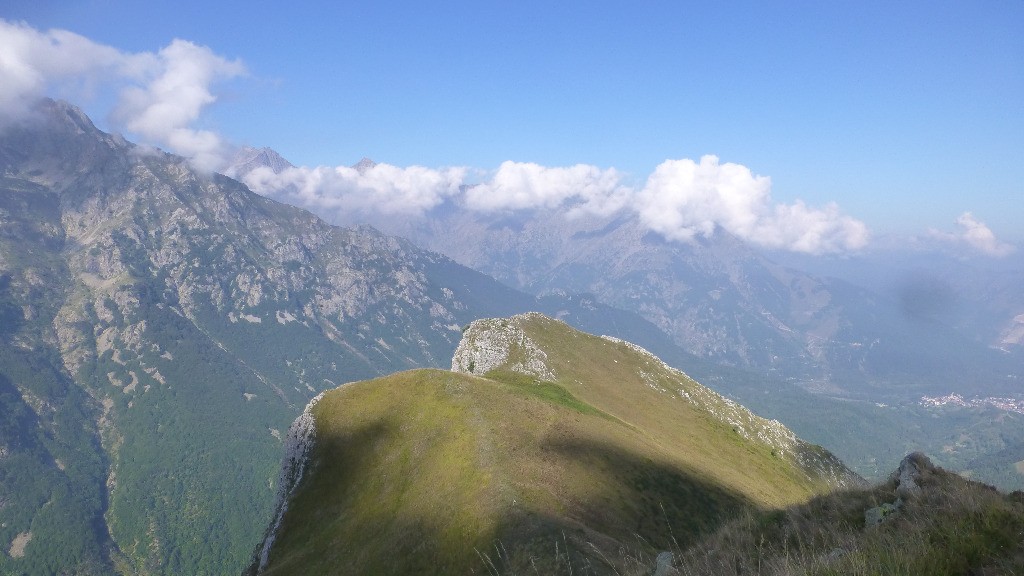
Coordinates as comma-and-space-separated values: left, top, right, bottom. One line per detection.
250, 314, 857, 575
226, 146, 294, 177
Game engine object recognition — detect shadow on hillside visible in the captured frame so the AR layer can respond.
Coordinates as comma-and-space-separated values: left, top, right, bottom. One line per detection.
480, 436, 760, 575
259, 418, 761, 576
543, 436, 758, 543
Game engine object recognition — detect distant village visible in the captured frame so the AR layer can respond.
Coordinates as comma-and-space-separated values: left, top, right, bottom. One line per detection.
920, 393, 1024, 415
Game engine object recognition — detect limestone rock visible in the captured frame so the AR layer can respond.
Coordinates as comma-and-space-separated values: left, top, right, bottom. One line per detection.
865, 452, 935, 529
892, 452, 932, 500
865, 502, 899, 528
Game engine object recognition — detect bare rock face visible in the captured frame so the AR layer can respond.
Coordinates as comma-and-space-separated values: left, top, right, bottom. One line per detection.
248, 391, 325, 576
451, 313, 556, 380
893, 452, 933, 500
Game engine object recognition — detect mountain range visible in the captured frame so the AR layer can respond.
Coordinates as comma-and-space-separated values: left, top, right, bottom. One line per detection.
0, 100, 723, 575
227, 149, 1024, 491
232, 156, 1023, 401
2, 99, 1022, 575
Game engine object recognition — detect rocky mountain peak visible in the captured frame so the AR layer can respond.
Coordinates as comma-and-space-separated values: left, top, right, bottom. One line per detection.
226, 146, 294, 177
34, 98, 97, 135
353, 157, 376, 174
0, 98, 128, 185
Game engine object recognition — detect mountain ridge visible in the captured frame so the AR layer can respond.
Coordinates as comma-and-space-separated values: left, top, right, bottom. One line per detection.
250, 313, 858, 575
229, 148, 1023, 400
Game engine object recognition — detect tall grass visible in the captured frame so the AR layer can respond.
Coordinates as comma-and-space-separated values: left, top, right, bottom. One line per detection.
482, 464, 1024, 575
672, 463, 1024, 575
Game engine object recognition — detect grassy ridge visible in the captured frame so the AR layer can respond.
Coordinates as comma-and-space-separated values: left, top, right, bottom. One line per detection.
260, 316, 852, 574
460, 314, 853, 500
262, 369, 758, 574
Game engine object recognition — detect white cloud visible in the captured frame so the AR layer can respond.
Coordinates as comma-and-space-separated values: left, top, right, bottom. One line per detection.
113, 40, 244, 171
0, 20, 136, 120
245, 160, 629, 221
929, 212, 1015, 257
0, 19, 243, 170
636, 155, 868, 253
1, 20, 869, 254
244, 154, 868, 254
242, 163, 467, 217
463, 161, 631, 217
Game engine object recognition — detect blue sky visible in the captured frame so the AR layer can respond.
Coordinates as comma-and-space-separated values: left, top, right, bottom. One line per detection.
2, 0, 1022, 248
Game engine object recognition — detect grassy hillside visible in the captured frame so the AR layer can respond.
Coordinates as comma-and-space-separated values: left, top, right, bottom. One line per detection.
671, 454, 1024, 575
257, 315, 855, 575
453, 314, 857, 494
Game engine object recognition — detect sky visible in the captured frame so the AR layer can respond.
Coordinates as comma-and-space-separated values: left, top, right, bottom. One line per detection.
1, 0, 1022, 254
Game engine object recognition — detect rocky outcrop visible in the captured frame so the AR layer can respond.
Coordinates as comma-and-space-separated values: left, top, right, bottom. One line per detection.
893, 452, 931, 500
451, 313, 556, 380
865, 452, 934, 528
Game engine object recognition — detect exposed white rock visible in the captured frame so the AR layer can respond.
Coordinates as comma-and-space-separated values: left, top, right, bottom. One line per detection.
123, 371, 139, 394
451, 313, 555, 380
254, 390, 325, 573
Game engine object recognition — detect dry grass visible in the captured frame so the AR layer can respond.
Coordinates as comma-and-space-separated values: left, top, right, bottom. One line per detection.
481, 463, 1024, 576
671, 463, 1024, 575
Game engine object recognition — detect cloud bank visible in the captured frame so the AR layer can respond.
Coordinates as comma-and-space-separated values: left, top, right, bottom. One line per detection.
4, 19, 869, 254
242, 154, 869, 255
637, 156, 868, 253
0, 19, 244, 170
243, 162, 467, 216
463, 161, 631, 217
928, 212, 1015, 257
